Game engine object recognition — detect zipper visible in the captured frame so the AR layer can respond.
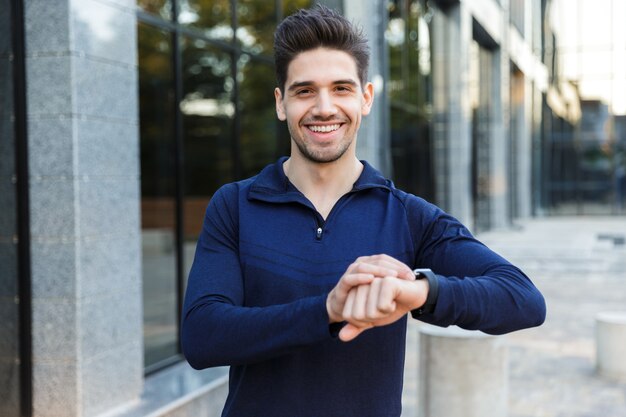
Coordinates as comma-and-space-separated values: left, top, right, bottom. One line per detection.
315, 216, 324, 240
313, 190, 361, 241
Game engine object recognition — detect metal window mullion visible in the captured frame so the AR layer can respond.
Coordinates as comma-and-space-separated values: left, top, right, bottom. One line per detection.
171, 0, 186, 357
231, 0, 242, 180
11, 0, 33, 415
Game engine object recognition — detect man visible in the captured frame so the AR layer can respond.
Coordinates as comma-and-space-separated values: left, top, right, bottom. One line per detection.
182, 5, 545, 417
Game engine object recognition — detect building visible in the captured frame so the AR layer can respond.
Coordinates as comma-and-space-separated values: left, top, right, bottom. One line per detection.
1, 0, 568, 416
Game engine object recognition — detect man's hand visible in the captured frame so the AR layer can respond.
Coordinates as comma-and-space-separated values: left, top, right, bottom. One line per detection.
326, 254, 417, 330
338, 277, 429, 341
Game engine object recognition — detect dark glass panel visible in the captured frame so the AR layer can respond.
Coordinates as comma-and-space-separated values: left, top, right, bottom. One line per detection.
181, 36, 234, 276
237, 0, 276, 55
387, 0, 434, 200
239, 57, 279, 178
178, 0, 232, 42
138, 22, 179, 368
137, 0, 173, 21
470, 41, 494, 232
0, 0, 21, 415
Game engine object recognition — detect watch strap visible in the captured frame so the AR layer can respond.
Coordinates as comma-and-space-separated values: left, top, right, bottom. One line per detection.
412, 268, 439, 316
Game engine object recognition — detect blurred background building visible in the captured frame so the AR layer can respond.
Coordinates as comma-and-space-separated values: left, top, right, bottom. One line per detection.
1, 0, 624, 416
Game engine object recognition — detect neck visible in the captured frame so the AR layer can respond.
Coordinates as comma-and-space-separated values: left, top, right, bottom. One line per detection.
283, 155, 363, 219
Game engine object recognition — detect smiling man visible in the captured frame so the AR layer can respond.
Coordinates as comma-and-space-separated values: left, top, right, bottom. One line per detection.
181, 5, 546, 417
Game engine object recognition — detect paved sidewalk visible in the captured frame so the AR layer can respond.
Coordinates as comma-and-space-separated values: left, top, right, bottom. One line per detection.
401, 216, 626, 417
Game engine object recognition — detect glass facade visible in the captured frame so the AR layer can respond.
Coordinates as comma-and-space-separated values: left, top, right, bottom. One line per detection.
469, 40, 494, 232
541, 0, 626, 215
386, 0, 434, 201
137, 0, 311, 371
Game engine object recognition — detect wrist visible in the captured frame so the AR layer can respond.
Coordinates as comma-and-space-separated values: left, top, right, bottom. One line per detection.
326, 294, 342, 323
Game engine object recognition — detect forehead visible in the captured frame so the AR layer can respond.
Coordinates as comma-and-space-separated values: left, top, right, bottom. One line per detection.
285, 47, 360, 87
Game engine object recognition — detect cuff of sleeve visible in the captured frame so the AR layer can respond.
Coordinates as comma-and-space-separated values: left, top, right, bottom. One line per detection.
329, 321, 347, 338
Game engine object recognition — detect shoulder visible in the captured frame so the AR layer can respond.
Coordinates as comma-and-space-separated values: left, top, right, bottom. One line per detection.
210, 176, 257, 207
387, 185, 442, 223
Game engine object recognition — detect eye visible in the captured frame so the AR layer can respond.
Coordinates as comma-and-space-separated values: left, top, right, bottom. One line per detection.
335, 85, 353, 93
295, 88, 313, 96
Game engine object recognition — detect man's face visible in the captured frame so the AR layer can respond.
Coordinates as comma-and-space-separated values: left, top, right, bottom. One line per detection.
274, 47, 374, 164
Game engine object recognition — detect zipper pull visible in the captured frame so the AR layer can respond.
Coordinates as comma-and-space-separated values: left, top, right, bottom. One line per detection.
316, 227, 323, 240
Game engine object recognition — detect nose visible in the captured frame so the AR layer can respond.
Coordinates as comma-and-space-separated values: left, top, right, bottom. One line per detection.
312, 89, 337, 118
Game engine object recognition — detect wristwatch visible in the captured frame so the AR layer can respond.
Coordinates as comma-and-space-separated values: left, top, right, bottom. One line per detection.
412, 268, 439, 316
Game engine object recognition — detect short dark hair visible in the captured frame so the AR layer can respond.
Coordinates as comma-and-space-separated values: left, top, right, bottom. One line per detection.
274, 4, 370, 93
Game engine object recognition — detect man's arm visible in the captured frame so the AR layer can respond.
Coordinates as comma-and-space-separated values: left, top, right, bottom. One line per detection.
181, 187, 407, 369
331, 199, 546, 341
181, 185, 330, 369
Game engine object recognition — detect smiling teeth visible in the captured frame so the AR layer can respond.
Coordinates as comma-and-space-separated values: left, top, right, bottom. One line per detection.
309, 124, 340, 133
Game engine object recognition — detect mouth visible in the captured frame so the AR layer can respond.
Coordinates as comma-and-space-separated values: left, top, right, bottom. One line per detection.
306, 123, 343, 134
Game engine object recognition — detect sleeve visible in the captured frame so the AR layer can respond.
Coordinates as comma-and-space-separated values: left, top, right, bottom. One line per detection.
180, 184, 334, 370
407, 198, 546, 335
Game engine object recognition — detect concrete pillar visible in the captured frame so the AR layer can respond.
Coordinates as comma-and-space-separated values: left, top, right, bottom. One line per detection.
418, 325, 508, 417
596, 312, 626, 381
25, 0, 142, 416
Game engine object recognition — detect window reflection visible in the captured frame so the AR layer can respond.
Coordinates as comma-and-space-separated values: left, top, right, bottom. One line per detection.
138, 23, 179, 368
181, 37, 234, 276
237, 0, 276, 54
282, 0, 314, 16
239, 57, 279, 178
137, 0, 172, 21
179, 0, 232, 42
469, 40, 494, 232
387, 0, 434, 200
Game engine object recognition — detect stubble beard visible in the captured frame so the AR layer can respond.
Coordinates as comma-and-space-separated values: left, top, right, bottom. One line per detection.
287, 121, 353, 164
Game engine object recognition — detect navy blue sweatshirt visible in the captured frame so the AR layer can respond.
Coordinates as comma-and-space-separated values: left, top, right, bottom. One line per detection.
182, 158, 545, 417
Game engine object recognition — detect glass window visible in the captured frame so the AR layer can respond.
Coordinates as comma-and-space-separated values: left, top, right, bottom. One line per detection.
469, 40, 494, 232
239, 56, 280, 178
0, 0, 22, 414
137, 0, 173, 21
237, 0, 277, 55
282, 0, 313, 16
386, 0, 434, 200
138, 22, 179, 369
181, 37, 234, 276
179, 0, 232, 42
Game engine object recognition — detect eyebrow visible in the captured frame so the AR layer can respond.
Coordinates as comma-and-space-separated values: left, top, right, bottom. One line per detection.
287, 79, 359, 92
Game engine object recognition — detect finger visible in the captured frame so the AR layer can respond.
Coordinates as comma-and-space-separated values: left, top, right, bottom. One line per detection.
377, 277, 399, 314
356, 255, 414, 280
352, 279, 376, 322
374, 255, 414, 280
366, 278, 384, 318
336, 272, 375, 294
352, 262, 399, 278
328, 273, 375, 323
342, 288, 357, 320
375, 260, 414, 281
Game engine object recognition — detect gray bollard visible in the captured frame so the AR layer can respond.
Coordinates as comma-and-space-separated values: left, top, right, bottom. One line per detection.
596, 311, 626, 381
418, 325, 508, 417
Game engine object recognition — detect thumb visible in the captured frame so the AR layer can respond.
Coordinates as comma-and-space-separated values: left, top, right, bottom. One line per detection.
339, 323, 369, 342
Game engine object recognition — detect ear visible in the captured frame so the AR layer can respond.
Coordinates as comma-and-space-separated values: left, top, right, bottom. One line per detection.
360, 82, 374, 116
274, 87, 286, 121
